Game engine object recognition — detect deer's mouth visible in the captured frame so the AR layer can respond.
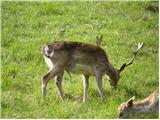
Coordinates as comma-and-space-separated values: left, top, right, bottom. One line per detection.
109, 79, 117, 87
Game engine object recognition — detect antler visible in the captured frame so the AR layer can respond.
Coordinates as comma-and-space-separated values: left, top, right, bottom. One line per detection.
119, 42, 144, 73
96, 34, 103, 46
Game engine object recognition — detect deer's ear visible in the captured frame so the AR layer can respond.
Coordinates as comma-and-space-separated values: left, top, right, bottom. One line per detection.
126, 96, 135, 107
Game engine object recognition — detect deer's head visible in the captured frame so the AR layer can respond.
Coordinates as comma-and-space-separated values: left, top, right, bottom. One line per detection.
108, 42, 144, 87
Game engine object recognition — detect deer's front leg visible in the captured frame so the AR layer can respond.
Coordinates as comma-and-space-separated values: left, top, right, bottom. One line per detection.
42, 67, 62, 97
95, 73, 103, 98
83, 75, 89, 103
55, 71, 65, 101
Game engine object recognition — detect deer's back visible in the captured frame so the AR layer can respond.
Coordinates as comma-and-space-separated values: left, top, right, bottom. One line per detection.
48, 41, 109, 62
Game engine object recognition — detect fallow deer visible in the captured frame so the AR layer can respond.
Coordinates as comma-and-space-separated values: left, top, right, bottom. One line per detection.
118, 89, 159, 119
42, 41, 143, 102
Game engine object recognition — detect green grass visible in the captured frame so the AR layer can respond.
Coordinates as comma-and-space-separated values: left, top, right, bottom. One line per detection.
1, 1, 159, 119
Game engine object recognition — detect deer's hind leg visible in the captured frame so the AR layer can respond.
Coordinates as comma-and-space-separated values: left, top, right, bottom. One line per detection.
42, 67, 62, 97
55, 71, 65, 101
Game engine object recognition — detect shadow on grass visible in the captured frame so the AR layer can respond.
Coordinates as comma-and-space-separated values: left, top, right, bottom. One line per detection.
63, 93, 82, 102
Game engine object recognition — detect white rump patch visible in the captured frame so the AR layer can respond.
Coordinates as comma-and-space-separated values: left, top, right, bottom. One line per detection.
44, 55, 54, 71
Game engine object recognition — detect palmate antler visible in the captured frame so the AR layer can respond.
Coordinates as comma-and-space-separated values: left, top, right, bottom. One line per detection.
119, 42, 144, 73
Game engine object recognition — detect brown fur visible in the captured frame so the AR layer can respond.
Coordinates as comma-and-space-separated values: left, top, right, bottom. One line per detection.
47, 41, 108, 62
46, 41, 111, 76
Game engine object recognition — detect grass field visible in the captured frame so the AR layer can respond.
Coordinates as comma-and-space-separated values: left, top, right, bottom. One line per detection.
1, 1, 159, 119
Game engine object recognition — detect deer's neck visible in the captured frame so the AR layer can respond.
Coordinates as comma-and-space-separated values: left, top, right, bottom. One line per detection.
107, 63, 118, 79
